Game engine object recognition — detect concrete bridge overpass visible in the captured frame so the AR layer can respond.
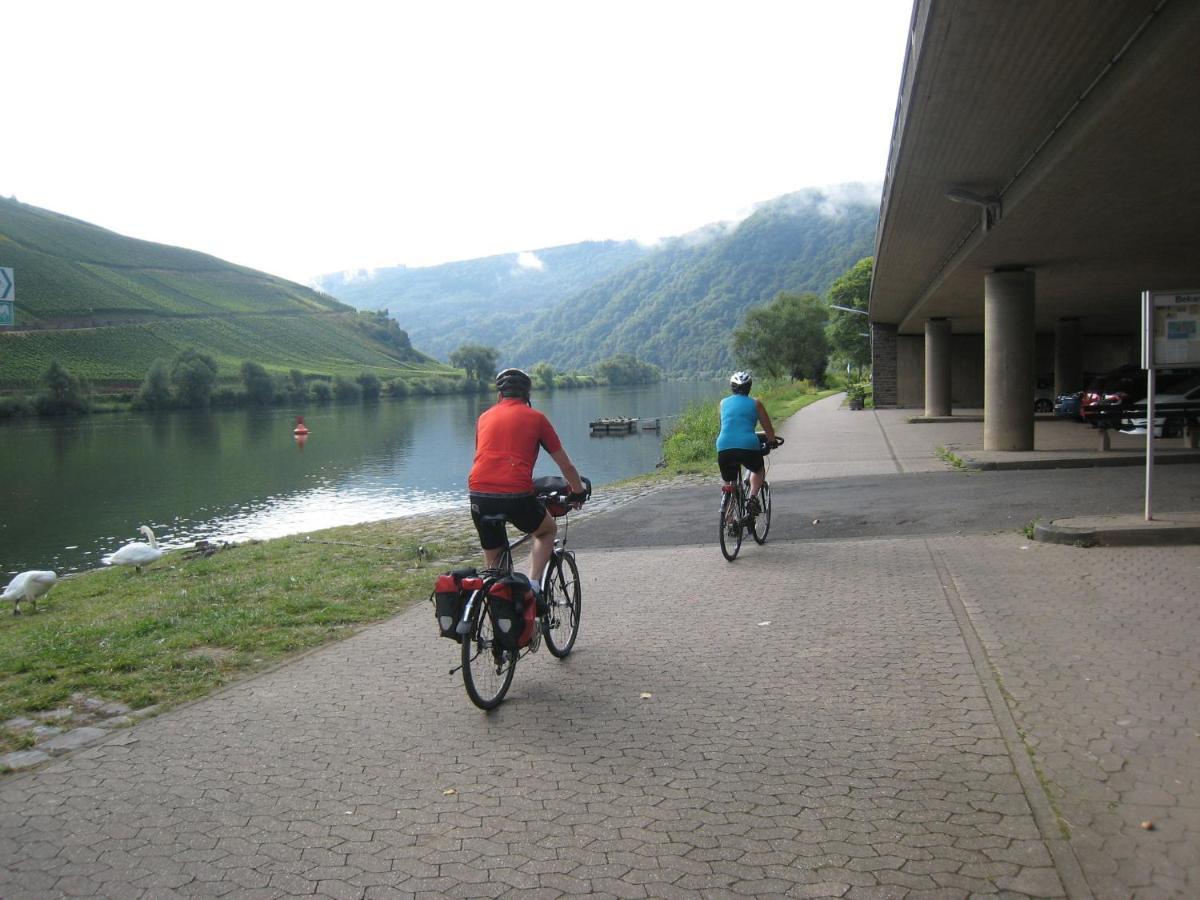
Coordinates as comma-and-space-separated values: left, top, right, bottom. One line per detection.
869, 0, 1200, 448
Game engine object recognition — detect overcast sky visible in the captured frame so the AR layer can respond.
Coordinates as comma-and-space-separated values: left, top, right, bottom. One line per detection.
4, 1, 911, 284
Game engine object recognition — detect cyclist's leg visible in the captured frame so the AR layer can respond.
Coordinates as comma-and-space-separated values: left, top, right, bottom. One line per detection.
528, 512, 557, 587
470, 496, 510, 569
744, 451, 766, 500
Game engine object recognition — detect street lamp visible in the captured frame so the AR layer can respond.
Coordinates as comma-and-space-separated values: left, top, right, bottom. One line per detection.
946, 187, 1002, 231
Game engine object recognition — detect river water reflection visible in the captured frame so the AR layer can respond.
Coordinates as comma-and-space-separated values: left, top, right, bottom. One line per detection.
1, 380, 722, 575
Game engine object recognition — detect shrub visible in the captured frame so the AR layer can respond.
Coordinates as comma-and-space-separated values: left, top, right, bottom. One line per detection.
356, 372, 382, 400
386, 379, 409, 398
311, 380, 333, 402
0, 395, 33, 419
333, 376, 361, 402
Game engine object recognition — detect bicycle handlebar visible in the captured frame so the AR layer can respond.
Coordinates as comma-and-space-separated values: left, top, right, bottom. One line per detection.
533, 475, 592, 510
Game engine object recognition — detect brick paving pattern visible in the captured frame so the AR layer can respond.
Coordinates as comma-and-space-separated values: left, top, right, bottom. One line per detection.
0, 539, 1069, 899
937, 536, 1200, 899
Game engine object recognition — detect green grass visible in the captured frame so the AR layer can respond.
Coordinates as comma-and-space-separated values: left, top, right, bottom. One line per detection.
0, 516, 481, 751
660, 379, 836, 473
935, 445, 967, 469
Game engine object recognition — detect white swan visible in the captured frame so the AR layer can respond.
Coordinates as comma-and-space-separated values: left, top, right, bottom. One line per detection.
2, 570, 58, 615
104, 526, 166, 573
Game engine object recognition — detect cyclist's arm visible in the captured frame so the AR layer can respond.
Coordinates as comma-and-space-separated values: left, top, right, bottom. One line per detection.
755, 399, 777, 444
549, 448, 586, 496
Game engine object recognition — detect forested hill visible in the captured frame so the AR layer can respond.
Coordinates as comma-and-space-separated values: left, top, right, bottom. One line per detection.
508, 188, 878, 375
0, 197, 445, 387
314, 240, 650, 360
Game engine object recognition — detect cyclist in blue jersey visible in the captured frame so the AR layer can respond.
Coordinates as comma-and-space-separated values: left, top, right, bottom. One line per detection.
716, 371, 778, 519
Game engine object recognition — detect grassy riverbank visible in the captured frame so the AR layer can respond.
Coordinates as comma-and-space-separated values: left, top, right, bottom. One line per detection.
0, 378, 832, 757
661, 378, 837, 473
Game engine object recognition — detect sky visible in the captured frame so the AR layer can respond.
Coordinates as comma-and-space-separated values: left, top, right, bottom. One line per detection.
4, 1, 912, 285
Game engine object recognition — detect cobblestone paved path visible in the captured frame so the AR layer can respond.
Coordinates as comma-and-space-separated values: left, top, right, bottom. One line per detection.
1, 537, 1077, 899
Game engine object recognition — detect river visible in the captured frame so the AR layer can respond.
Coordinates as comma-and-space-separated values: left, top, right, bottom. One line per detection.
1, 380, 722, 576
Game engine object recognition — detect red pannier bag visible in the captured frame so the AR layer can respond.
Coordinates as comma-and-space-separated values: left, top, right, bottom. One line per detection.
431, 566, 479, 642
486, 573, 537, 652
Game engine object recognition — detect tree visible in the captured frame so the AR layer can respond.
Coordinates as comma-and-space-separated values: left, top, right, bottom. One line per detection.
240, 361, 275, 405
449, 343, 499, 385
136, 359, 173, 410
35, 359, 90, 415
311, 380, 333, 402
593, 353, 663, 385
532, 362, 557, 390
731, 291, 830, 383
286, 369, 308, 403
826, 257, 873, 376
171, 349, 219, 408
356, 372, 382, 400
333, 375, 361, 402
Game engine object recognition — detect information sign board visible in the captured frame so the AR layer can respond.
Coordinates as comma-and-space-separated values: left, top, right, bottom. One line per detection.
1142, 289, 1200, 368
0, 268, 13, 326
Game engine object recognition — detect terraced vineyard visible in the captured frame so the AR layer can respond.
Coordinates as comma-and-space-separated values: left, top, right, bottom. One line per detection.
0, 197, 454, 387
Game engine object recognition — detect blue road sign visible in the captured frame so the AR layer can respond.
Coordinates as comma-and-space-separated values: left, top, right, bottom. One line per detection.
0, 268, 12, 301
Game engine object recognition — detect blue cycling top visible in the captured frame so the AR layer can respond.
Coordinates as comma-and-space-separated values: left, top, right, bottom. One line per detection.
716, 393, 761, 452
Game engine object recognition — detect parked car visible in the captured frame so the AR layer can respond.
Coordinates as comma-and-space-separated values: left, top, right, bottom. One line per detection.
1054, 391, 1082, 419
1119, 371, 1200, 437
1080, 365, 1146, 428
1034, 374, 1054, 413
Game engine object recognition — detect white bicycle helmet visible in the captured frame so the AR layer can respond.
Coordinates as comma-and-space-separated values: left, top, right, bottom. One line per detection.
730, 371, 753, 394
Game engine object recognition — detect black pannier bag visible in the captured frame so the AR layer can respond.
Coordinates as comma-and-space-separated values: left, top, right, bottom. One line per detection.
432, 566, 478, 642
486, 572, 537, 652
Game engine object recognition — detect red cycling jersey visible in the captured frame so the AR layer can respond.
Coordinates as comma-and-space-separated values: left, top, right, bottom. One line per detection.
468, 398, 563, 494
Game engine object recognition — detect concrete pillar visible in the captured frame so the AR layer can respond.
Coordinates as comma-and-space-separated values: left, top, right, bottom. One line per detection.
924, 318, 952, 417
870, 322, 898, 407
984, 270, 1036, 451
1054, 318, 1084, 396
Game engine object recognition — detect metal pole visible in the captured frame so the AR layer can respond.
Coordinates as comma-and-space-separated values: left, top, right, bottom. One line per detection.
1145, 366, 1156, 521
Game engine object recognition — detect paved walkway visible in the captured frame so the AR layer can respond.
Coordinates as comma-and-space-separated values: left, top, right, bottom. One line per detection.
0, 395, 1196, 898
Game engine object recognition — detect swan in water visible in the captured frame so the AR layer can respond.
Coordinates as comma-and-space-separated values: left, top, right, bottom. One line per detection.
2, 570, 58, 615
104, 526, 166, 573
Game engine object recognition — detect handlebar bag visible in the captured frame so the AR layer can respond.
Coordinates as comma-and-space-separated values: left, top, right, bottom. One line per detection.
486, 573, 537, 652
432, 566, 478, 642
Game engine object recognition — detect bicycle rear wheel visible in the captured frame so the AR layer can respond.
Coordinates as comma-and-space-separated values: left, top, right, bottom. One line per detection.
719, 489, 743, 561
543, 551, 581, 658
751, 480, 772, 544
461, 597, 516, 709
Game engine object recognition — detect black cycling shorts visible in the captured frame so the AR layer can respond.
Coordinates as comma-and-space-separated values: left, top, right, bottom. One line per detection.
469, 493, 549, 551
718, 448, 765, 483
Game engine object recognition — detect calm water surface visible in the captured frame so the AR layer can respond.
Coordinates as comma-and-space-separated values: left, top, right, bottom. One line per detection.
1, 381, 722, 575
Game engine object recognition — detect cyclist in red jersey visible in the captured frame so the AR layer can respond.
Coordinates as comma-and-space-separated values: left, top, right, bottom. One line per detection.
468, 368, 586, 589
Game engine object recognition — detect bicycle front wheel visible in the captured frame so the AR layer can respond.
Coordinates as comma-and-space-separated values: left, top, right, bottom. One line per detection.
543, 551, 581, 658
719, 490, 743, 561
462, 597, 516, 710
751, 480, 772, 544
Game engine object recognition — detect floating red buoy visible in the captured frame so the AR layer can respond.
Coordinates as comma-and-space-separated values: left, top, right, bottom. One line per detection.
293, 415, 310, 436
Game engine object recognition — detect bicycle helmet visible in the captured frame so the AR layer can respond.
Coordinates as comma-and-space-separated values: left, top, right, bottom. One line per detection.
730, 371, 753, 394
495, 367, 533, 399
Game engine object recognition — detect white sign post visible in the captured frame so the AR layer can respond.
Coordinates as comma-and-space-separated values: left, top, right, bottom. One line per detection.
1141, 289, 1200, 520
0, 267, 14, 327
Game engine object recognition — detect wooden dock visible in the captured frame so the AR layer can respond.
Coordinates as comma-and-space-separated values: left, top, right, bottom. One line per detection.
589, 417, 638, 435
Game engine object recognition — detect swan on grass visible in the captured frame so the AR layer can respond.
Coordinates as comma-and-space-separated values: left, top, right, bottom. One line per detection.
2, 570, 58, 615
104, 526, 166, 573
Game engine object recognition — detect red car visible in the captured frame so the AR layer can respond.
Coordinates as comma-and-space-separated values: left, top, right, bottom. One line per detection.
1080, 365, 1145, 428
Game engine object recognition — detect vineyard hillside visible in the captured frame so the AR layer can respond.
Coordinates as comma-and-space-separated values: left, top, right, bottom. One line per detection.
0, 197, 452, 387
